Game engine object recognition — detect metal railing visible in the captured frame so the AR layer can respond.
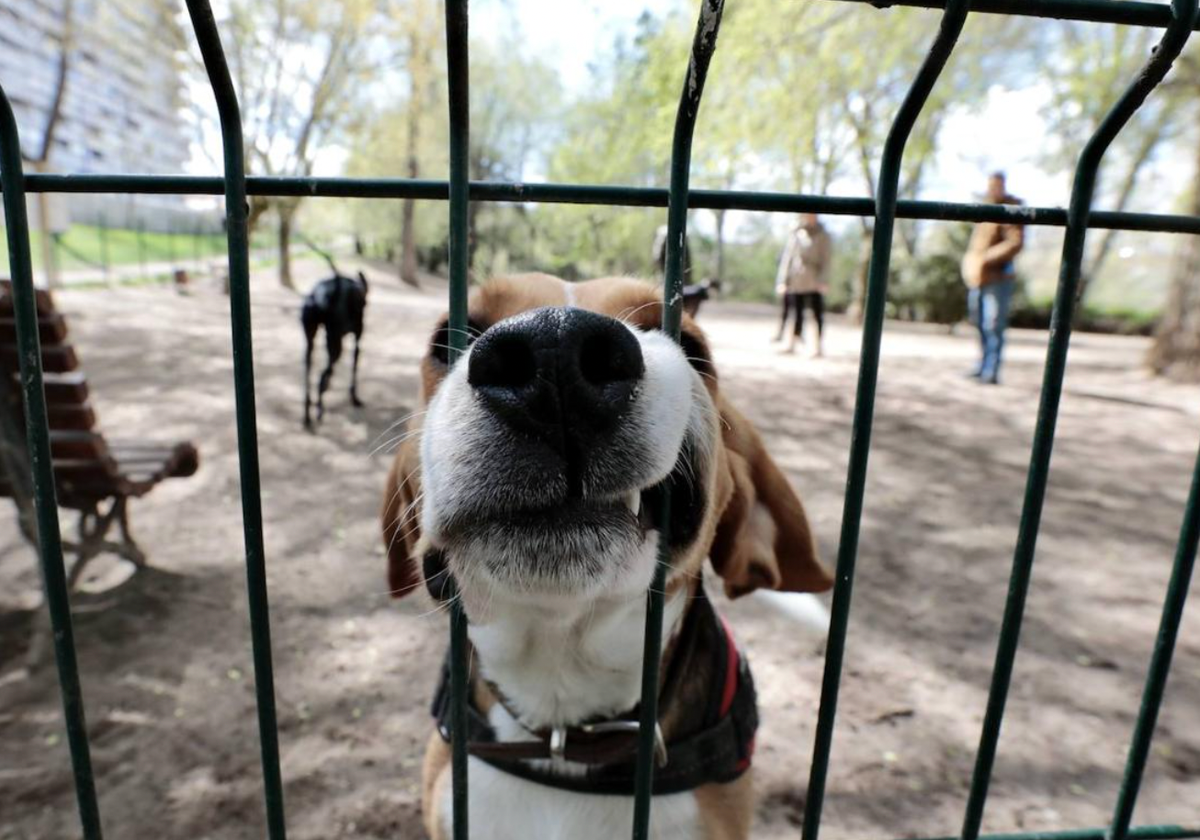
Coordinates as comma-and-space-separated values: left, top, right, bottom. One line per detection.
1, 0, 1198, 838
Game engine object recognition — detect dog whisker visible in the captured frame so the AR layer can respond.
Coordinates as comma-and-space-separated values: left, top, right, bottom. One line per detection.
369, 409, 429, 452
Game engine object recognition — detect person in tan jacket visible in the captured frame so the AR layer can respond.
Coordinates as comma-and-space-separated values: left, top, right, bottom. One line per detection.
775, 213, 833, 356
961, 172, 1025, 384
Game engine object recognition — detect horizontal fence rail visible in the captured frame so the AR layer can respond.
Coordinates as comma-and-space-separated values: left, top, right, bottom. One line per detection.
828, 0, 1200, 28
11, 174, 1200, 235
1, 0, 1198, 838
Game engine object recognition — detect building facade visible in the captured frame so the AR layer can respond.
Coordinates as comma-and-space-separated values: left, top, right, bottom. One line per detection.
0, 0, 200, 231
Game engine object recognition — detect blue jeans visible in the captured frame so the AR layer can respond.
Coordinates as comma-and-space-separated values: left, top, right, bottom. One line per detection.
968, 276, 1014, 382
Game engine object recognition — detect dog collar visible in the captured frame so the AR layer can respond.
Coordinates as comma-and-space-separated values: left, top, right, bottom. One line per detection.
430, 586, 757, 796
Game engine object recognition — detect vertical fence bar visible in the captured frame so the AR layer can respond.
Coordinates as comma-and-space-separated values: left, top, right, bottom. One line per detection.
960, 5, 1198, 838
183, 3, 287, 838
801, 4, 971, 839
631, 2, 725, 837
1108, 440, 1200, 840
0, 85, 104, 840
444, 1, 471, 838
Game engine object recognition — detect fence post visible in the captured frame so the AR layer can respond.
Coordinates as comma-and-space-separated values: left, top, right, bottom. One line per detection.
1109, 435, 1200, 840
631, 3, 725, 837
801, 5, 972, 839
960, 4, 1199, 838
0, 82, 104, 840
443, 2, 471, 837
184, 3, 288, 838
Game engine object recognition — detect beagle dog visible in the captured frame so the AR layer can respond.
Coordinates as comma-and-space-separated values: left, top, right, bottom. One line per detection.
382, 273, 832, 839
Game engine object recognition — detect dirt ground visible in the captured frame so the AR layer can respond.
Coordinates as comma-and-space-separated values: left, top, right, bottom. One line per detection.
2, 261, 1198, 840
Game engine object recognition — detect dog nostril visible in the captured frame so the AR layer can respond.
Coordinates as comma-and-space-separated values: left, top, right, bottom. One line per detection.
469, 331, 537, 390
579, 332, 640, 387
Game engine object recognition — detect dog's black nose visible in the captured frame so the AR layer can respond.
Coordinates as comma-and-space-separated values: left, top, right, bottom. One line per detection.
468, 307, 644, 451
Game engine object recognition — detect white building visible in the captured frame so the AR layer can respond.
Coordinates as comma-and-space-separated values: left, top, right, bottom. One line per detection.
0, 0, 201, 232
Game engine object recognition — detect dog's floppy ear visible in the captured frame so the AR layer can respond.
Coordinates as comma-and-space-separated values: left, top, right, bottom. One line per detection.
709, 395, 833, 598
381, 434, 422, 598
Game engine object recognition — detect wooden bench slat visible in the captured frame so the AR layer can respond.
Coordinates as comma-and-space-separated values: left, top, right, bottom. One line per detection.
0, 282, 55, 316
0, 314, 69, 345
49, 432, 110, 462
10, 372, 91, 405
46, 404, 97, 432
1, 344, 79, 374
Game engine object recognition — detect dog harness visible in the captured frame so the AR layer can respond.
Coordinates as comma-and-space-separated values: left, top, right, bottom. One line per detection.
431, 587, 758, 796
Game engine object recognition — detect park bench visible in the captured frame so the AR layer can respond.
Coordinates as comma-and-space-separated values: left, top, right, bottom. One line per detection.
0, 280, 199, 587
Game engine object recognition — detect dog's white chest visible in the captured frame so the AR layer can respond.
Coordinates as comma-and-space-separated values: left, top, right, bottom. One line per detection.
439, 756, 702, 839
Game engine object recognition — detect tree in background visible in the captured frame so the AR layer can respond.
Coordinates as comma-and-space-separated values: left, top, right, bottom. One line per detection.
1038, 22, 1194, 303
734, 3, 1026, 316
545, 3, 1027, 305
1145, 43, 1200, 377
392, 0, 440, 287
211, 0, 375, 289
345, 29, 560, 281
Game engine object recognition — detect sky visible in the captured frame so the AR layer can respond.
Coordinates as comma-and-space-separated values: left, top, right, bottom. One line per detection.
472, 0, 678, 93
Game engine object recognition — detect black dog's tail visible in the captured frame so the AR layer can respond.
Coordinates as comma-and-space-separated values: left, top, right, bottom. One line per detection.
357, 270, 369, 296
298, 232, 342, 277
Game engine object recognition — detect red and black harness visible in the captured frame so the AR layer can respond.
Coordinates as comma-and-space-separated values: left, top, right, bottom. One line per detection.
432, 586, 757, 796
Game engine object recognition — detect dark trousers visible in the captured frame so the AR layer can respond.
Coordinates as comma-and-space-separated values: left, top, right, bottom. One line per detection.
780, 291, 824, 338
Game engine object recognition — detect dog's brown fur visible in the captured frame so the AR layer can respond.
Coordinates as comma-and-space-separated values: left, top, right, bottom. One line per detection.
382, 274, 833, 838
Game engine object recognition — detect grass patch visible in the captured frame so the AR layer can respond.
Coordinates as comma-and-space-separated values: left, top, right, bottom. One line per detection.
0, 225, 274, 272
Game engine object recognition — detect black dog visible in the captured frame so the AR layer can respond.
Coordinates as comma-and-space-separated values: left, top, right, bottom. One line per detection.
682, 278, 722, 318
302, 270, 368, 429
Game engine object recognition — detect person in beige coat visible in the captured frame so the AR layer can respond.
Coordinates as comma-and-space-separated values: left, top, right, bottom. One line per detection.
961, 172, 1025, 384
775, 213, 832, 356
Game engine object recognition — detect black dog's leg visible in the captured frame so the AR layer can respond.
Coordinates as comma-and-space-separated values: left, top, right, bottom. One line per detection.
350, 330, 364, 407
302, 314, 319, 430
318, 333, 344, 423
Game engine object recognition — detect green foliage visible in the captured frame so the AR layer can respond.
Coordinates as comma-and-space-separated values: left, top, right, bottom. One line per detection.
889, 223, 971, 325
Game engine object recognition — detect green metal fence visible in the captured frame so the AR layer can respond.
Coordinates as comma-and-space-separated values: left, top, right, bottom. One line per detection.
1, 0, 1198, 838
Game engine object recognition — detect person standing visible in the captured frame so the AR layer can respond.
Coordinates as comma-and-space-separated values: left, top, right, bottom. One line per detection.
961, 172, 1025, 384
775, 213, 832, 356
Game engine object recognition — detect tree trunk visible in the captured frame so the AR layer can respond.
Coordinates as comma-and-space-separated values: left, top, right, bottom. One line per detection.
467, 200, 480, 272
36, 195, 60, 289
848, 218, 873, 323
1147, 135, 1200, 377
278, 209, 295, 290
399, 153, 420, 287
1080, 128, 1164, 303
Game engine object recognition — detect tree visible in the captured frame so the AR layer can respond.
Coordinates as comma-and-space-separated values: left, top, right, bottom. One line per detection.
1037, 22, 1192, 302
1143, 44, 1200, 376
544, 2, 1027, 303
388, 0, 441, 287
213, 0, 375, 289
